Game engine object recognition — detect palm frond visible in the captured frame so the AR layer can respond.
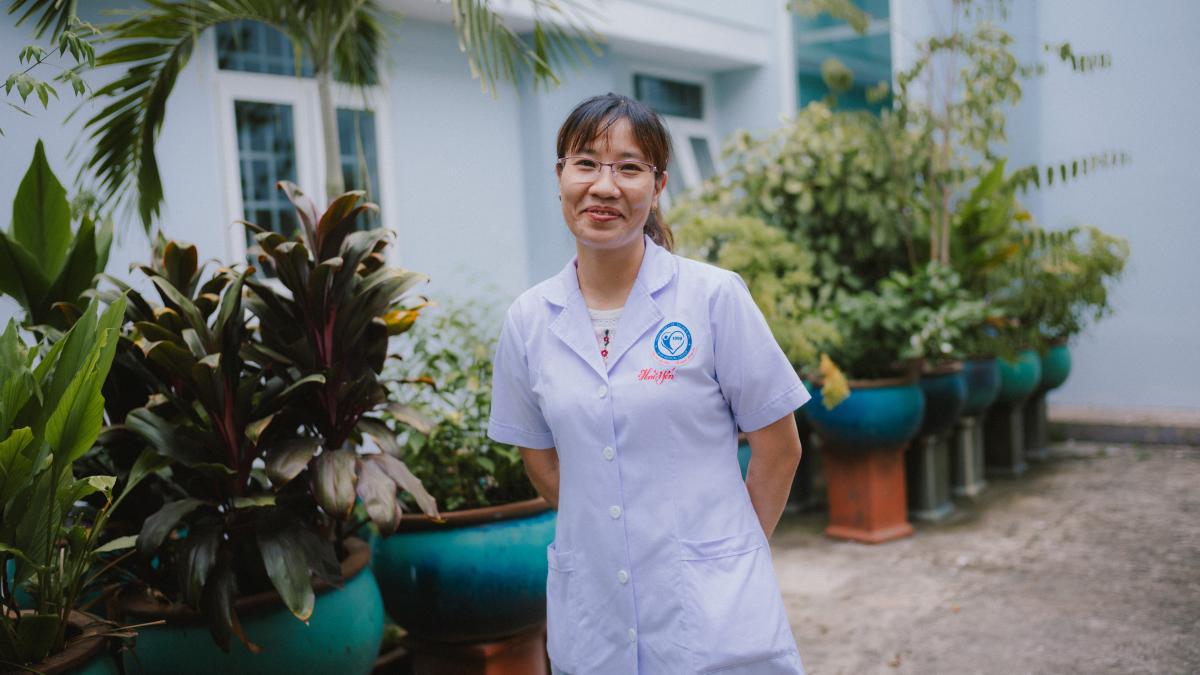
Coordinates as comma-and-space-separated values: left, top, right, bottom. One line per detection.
8, 0, 77, 40
80, 1, 291, 232
449, 0, 603, 97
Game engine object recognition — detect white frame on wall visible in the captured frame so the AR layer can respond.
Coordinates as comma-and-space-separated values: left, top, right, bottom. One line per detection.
623, 64, 722, 209
204, 30, 397, 266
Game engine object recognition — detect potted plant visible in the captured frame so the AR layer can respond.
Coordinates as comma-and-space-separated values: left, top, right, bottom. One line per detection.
883, 265, 985, 522
370, 300, 553, 673
674, 94, 935, 543
1013, 225, 1128, 459
672, 213, 838, 509
93, 185, 437, 674
0, 299, 138, 675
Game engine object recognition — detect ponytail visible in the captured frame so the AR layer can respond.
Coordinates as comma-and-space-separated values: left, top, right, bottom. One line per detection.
644, 206, 674, 251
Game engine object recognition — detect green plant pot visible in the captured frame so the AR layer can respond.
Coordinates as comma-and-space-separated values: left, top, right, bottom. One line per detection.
737, 440, 751, 479
118, 539, 383, 675
1039, 343, 1072, 392
805, 377, 925, 450
372, 499, 555, 644
918, 366, 968, 436
961, 357, 1002, 417
994, 350, 1042, 407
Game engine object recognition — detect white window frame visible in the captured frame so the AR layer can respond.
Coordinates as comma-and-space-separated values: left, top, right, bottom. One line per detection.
204, 30, 397, 266
626, 66, 722, 209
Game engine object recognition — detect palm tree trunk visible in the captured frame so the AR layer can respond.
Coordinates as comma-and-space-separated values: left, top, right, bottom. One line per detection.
317, 67, 345, 200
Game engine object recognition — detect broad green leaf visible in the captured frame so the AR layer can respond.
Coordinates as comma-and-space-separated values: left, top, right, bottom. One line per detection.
311, 449, 357, 519
137, 498, 205, 558
265, 437, 319, 487
177, 526, 219, 607
12, 140, 71, 279
200, 554, 241, 653
43, 216, 99, 316
93, 534, 138, 555
124, 407, 209, 467
0, 230, 52, 319
84, 474, 116, 496
256, 520, 315, 622
43, 343, 106, 469
0, 427, 34, 502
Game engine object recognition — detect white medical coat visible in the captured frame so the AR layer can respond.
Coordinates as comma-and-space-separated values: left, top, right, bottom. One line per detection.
488, 235, 809, 674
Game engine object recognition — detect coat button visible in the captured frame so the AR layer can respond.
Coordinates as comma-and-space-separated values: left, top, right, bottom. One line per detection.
597, 384, 608, 399
609, 505, 622, 519
617, 569, 629, 584
603, 446, 615, 460
628, 627, 637, 643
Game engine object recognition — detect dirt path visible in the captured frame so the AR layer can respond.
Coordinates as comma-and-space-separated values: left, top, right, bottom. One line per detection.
770, 442, 1200, 675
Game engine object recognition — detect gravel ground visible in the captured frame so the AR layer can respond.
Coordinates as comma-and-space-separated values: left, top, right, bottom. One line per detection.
770, 442, 1200, 675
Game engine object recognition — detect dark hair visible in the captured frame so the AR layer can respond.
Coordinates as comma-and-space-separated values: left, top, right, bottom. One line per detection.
556, 93, 674, 251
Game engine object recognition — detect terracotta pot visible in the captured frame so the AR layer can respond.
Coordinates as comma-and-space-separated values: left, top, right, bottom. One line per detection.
804, 376, 924, 544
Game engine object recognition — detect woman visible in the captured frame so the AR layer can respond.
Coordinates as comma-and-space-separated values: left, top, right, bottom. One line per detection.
488, 93, 809, 675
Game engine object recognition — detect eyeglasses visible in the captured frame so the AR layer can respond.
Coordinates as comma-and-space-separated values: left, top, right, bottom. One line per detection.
557, 156, 658, 186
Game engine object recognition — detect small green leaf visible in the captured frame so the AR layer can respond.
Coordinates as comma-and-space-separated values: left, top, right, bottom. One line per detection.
94, 534, 138, 555
232, 494, 275, 509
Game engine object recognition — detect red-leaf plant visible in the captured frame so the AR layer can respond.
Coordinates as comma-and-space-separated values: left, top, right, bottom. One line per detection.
93, 185, 437, 653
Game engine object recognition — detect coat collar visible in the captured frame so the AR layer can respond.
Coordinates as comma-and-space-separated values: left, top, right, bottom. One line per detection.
543, 235, 677, 379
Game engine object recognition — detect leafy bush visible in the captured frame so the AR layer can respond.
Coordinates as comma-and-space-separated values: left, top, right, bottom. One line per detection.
673, 212, 839, 373
383, 301, 536, 512
0, 298, 144, 667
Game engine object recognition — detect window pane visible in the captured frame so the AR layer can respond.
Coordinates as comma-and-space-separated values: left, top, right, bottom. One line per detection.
216, 20, 374, 83
337, 108, 381, 228
234, 101, 299, 261
689, 136, 716, 181
217, 20, 314, 77
634, 75, 704, 119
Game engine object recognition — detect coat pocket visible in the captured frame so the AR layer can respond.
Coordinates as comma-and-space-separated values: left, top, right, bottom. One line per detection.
546, 542, 578, 671
679, 530, 797, 674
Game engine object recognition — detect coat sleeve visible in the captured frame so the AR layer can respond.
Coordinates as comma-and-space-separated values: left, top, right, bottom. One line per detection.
487, 303, 555, 449
712, 272, 811, 432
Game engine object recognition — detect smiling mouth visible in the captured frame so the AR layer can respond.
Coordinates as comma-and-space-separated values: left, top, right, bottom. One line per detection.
585, 207, 622, 220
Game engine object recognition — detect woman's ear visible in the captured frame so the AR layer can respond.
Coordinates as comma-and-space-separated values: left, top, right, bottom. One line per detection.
656, 170, 669, 197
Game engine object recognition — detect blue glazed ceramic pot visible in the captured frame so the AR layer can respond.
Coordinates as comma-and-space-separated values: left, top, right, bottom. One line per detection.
918, 364, 968, 436
119, 539, 383, 675
737, 440, 751, 479
1039, 343, 1072, 391
372, 498, 555, 643
960, 358, 1002, 417
994, 350, 1042, 407
805, 377, 925, 449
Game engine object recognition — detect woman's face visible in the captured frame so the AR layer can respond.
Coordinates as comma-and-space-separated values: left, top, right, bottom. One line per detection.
557, 117, 667, 252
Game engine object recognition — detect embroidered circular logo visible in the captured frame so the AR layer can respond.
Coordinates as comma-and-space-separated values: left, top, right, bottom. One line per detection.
653, 321, 694, 365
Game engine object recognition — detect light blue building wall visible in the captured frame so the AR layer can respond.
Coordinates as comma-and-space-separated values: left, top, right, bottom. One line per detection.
892, 0, 1200, 411
5, 1, 1189, 411
3, 0, 792, 317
